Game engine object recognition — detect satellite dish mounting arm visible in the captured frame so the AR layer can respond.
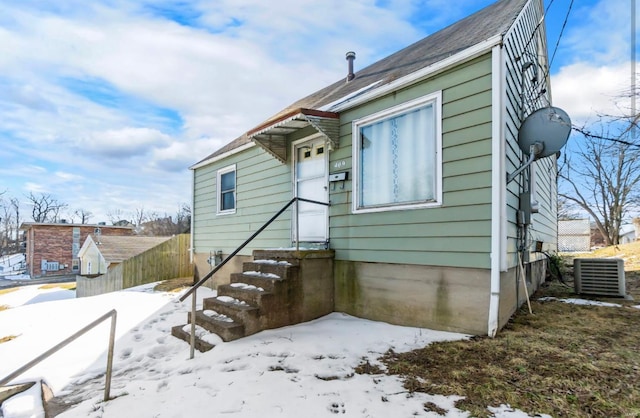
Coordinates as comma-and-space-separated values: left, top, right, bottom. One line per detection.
507, 142, 543, 183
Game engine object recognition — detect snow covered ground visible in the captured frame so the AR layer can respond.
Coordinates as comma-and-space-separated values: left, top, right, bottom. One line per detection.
1, 283, 550, 418
0, 254, 27, 279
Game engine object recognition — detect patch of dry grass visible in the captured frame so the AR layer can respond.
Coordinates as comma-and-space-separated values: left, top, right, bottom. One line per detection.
38, 283, 76, 291
0, 335, 18, 344
373, 247, 640, 418
154, 277, 193, 292
0, 304, 9, 312
580, 241, 640, 272
0, 287, 19, 296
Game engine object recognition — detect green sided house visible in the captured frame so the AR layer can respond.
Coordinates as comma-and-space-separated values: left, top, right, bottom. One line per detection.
177, 0, 568, 348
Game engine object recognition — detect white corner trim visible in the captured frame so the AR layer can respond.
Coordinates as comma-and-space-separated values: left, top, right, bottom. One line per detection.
190, 142, 256, 170
488, 44, 505, 338
330, 35, 503, 113
190, 168, 195, 263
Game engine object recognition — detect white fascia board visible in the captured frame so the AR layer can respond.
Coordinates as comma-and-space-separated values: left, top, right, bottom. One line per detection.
189, 142, 256, 170
329, 35, 503, 113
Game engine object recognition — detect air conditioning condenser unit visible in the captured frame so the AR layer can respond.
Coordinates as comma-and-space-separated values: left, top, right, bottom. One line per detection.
573, 258, 626, 297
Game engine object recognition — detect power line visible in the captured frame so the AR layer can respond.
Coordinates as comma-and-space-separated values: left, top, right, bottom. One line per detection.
572, 125, 640, 148
522, 0, 556, 53
549, 0, 574, 70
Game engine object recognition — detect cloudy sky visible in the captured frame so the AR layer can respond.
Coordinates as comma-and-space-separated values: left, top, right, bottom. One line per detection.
0, 0, 633, 223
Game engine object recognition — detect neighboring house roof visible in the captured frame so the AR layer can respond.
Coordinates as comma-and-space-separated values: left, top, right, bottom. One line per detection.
620, 224, 636, 237
192, 0, 528, 167
84, 235, 171, 265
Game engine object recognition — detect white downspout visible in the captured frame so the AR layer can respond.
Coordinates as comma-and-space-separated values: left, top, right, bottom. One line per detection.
488, 44, 506, 337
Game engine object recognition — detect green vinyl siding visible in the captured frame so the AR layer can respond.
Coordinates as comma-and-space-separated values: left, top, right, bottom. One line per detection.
329, 54, 494, 269
193, 145, 293, 255
503, 0, 557, 265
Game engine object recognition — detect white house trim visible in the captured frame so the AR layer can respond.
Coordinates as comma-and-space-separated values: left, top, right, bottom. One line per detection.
189, 142, 256, 170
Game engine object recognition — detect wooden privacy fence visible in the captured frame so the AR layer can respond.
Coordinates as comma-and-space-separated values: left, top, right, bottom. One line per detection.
77, 234, 192, 297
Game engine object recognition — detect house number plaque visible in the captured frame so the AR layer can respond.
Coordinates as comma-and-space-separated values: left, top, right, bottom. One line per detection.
332, 160, 347, 170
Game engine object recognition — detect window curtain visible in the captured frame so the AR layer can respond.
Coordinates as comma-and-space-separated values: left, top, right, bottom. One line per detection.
360, 104, 435, 207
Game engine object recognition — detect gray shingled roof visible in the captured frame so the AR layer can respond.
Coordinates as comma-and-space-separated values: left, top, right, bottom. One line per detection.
90, 235, 171, 265
194, 0, 528, 165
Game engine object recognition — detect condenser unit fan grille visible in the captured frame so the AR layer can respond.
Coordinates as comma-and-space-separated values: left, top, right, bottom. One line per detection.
573, 258, 625, 297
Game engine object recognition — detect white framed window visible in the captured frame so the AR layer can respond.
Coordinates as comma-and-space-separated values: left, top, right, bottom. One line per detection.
352, 92, 442, 213
217, 164, 237, 215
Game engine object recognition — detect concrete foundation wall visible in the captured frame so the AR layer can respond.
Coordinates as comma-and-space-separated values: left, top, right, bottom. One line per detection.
334, 260, 491, 335
498, 258, 547, 329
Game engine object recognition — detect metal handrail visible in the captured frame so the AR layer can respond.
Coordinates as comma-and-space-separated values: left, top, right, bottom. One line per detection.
0, 309, 117, 402
179, 196, 330, 358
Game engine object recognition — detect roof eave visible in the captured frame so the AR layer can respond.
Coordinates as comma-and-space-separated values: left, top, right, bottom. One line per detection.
190, 142, 256, 170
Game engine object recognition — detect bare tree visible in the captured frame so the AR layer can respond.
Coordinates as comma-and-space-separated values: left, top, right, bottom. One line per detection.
133, 207, 147, 226
74, 208, 93, 224
27, 192, 68, 223
176, 203, 191, 233
559, 125, 640, 245
11, 198, 20, 236
557, 196, 581, 221
134, 204, 191, 236
107, 209, 127, 225
0, 198, 10, 253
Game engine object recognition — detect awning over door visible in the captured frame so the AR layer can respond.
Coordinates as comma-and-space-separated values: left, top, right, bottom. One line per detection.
247, 108, 340, 163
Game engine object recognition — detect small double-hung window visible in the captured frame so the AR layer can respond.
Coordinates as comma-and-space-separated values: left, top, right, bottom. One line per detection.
353, 92, 442, 213
217, 164, 236, 214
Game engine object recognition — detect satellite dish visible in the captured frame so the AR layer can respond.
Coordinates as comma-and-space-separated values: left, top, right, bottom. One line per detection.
508, 106, 571, 183
517, 106, 572, 159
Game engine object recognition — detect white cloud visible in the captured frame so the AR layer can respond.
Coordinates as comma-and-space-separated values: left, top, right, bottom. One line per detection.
150, 139, 216, 172
560, 0, 631, 66
78, 127, 173, 158
54, 171, 84, 182
551, 61, 632, 123
24, 182, 48, 194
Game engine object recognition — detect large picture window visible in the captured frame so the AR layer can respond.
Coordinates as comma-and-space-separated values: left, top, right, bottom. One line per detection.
353, 92, 442, 212
217, 164, 236, 214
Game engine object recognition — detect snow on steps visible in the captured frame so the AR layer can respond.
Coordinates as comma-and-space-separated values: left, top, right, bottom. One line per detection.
173, 255, 300, 352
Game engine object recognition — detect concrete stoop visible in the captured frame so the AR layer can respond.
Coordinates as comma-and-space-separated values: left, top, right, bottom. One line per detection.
172, 249, 334, 352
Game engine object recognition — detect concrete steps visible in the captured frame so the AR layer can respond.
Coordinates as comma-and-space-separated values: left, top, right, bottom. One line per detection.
172, 249, 334, 352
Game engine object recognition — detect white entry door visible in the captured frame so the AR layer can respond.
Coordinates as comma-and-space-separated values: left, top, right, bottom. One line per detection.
294, 138, 328, 243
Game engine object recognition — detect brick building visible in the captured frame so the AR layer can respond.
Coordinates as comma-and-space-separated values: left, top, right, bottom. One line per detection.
20, 222, 134, 278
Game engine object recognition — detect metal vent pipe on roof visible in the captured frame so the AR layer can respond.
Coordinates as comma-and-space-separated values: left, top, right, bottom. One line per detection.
346, 51, 356, 81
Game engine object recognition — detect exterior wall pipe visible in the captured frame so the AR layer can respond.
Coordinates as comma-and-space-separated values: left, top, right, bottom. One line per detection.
488, 43, 506, 337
